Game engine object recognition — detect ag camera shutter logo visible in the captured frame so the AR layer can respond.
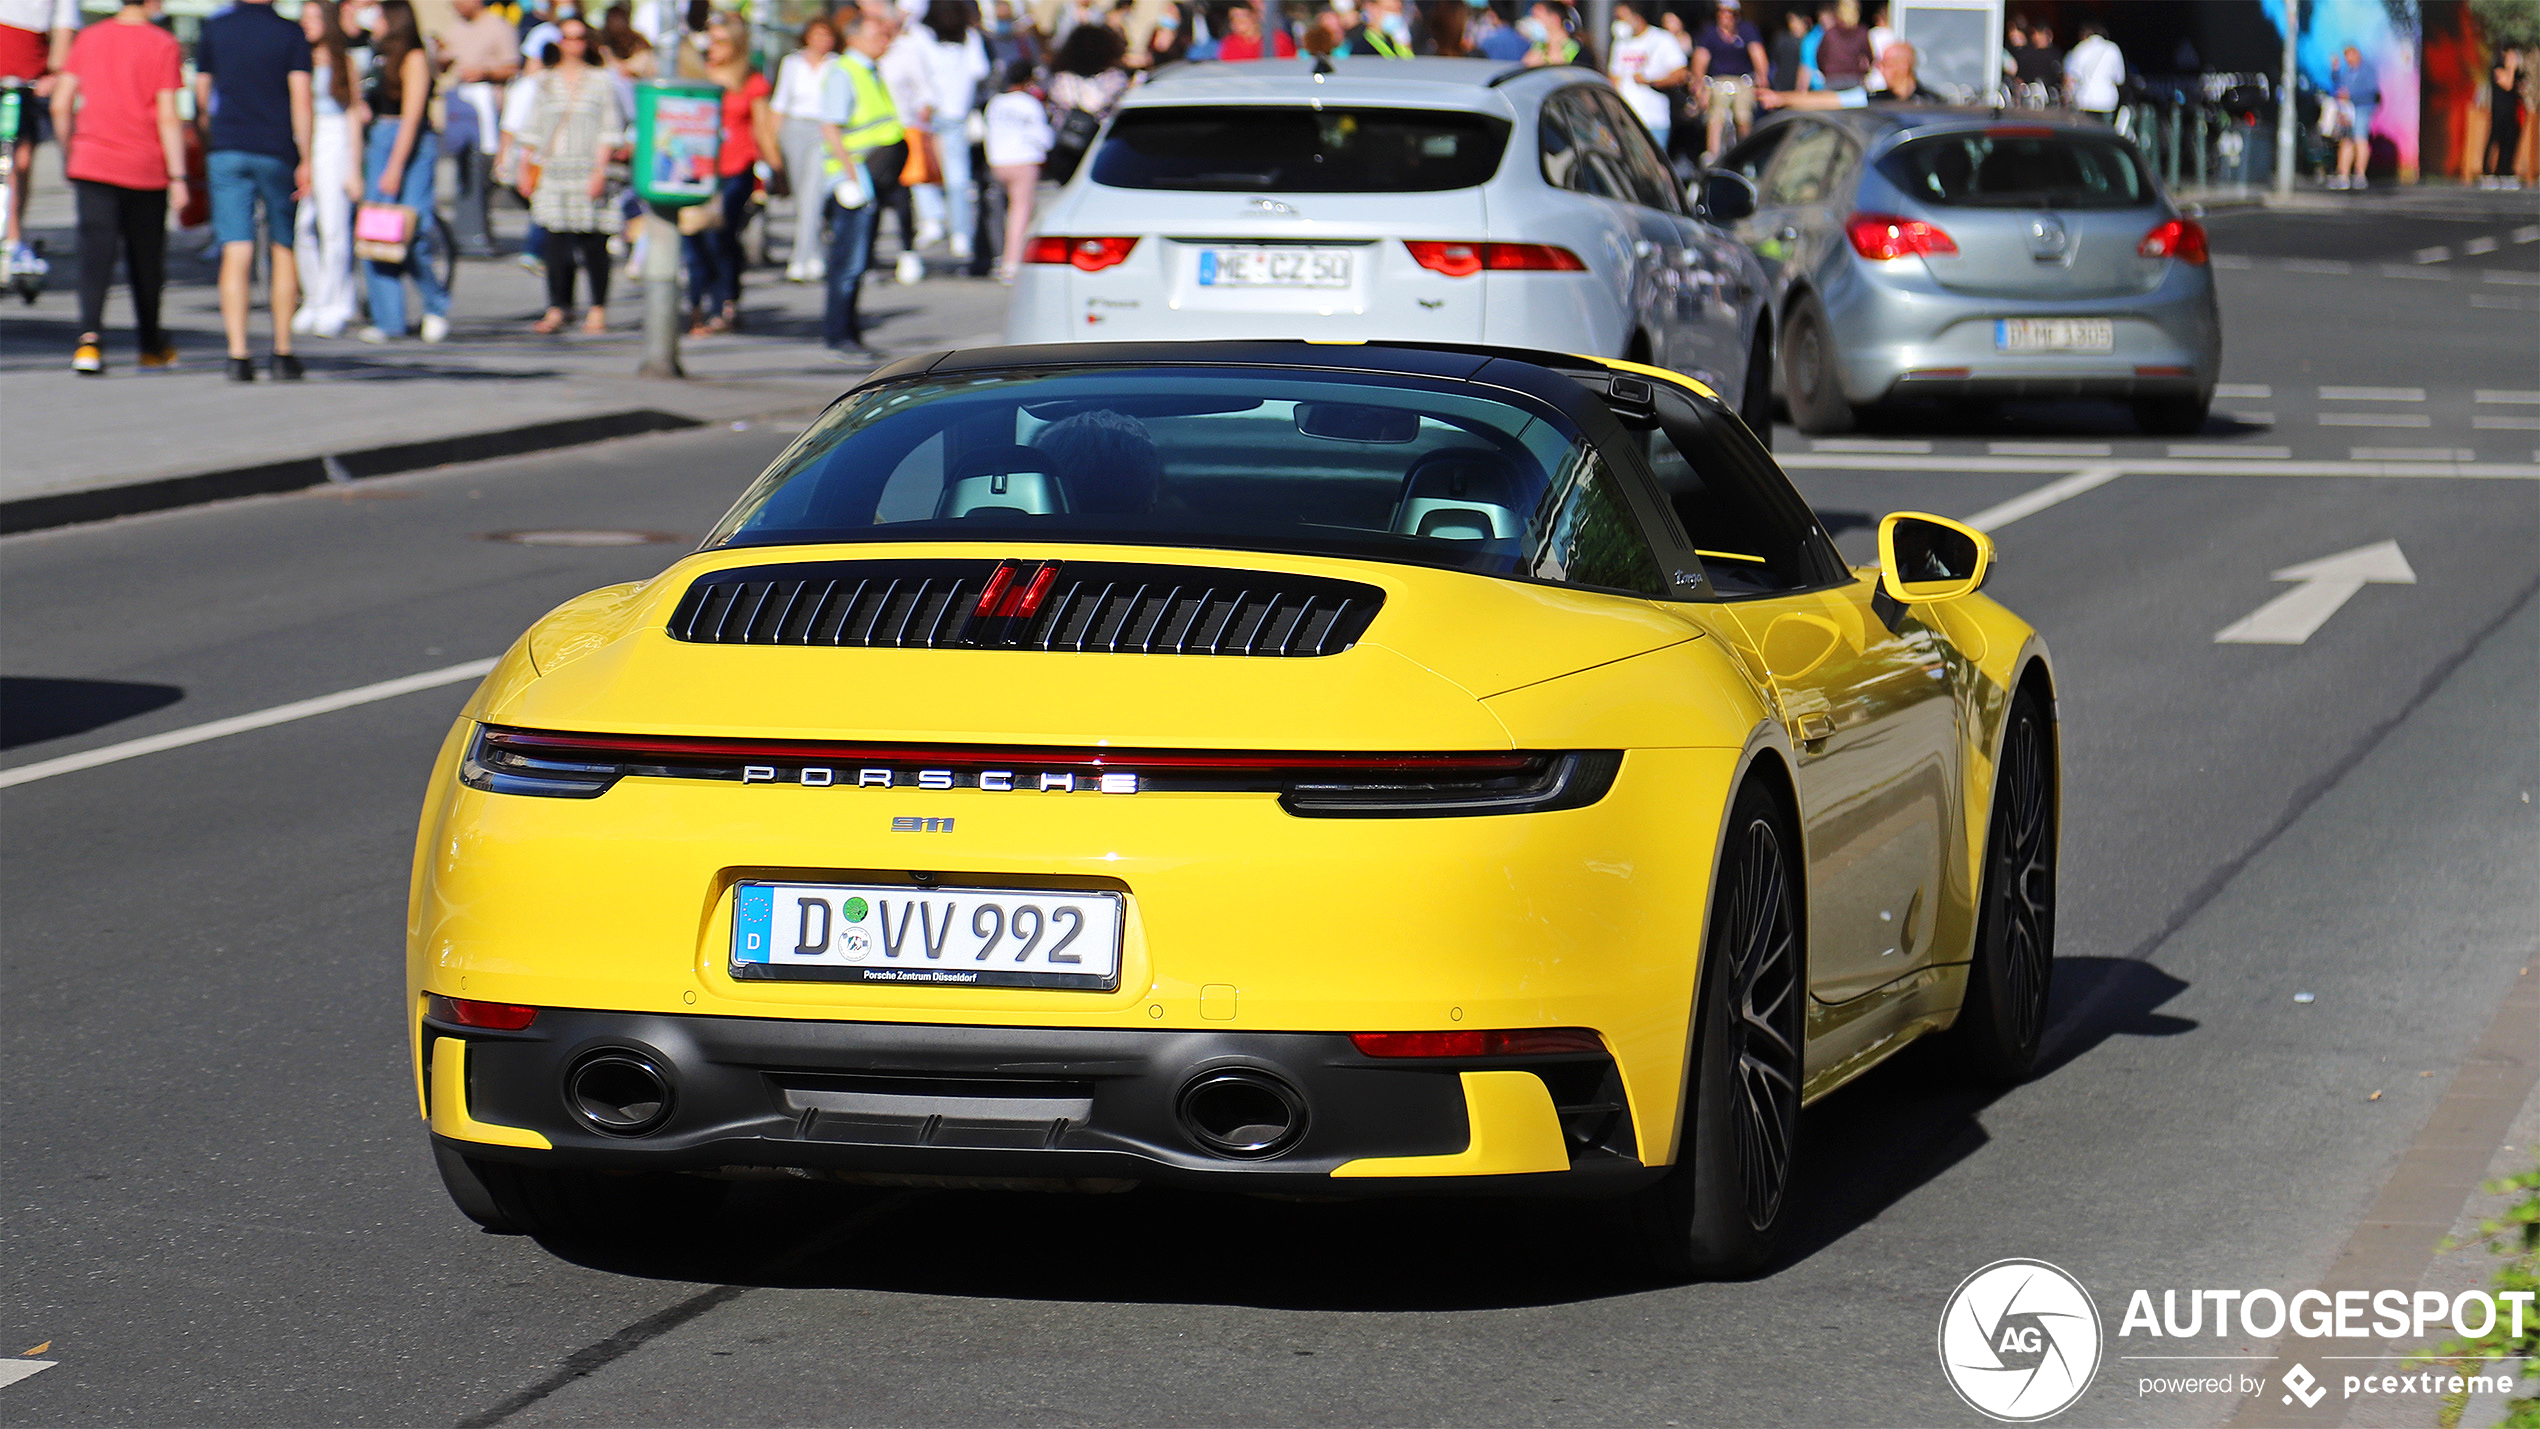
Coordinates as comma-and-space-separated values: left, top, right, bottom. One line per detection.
1939, 1259, 2104, 1422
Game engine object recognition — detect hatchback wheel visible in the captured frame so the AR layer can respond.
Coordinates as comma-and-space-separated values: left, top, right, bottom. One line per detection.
1625, 781, 1804, 1279
1781, 296, 1855, 435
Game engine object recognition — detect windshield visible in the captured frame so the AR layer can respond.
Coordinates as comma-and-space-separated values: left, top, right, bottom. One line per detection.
705, 368, 1664, 595
1877, 131, 2154, 209
1089, 106, 1512, 192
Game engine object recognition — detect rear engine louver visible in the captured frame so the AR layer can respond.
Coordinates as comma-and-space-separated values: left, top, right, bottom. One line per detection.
666, 559, 1383, 656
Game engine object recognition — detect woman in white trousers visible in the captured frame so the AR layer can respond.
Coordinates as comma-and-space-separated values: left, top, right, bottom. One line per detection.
771, 18, 838, 281
293, 0, 359, 336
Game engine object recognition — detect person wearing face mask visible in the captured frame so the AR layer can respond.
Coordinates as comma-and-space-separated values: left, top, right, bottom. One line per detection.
1520, 1, 1579, 68
1342, 0, 1417, 59
1472, 1, 1530, 63
1606, 1, 1684, 150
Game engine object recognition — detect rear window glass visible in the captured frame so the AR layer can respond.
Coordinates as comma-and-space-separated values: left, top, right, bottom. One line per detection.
1877, 132, 2154, 209
1089, 106, 1512, 192
706, 368, 1664, 596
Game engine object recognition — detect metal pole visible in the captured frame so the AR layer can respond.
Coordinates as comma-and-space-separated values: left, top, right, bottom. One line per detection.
638, 207, 684, 379
2275, 0, 2298, 198
1580, 0, 1611, 68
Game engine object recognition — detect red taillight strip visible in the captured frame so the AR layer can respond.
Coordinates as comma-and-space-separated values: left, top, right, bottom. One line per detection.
1403, 240, 1589, 277
480, 727, 1538, 775
428, 994, 539, 1030
1351, 1028, 1605, 1058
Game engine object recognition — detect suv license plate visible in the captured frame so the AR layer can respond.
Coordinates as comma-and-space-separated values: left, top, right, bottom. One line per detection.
1997, 318, 2114, 352
1197, 247, 1353, 288
732, 881, 1124, 990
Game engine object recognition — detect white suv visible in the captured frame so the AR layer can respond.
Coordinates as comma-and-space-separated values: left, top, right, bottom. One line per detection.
1002, 57, 1776, 438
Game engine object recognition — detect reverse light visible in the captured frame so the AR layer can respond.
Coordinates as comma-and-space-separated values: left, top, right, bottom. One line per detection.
1351, 1028, 1605, 1058
2138, 218, 2209, 264
1845, 212, 1959, 261
428, 995, 538, 1030
1024, 235, 1138, 271
1403, 240, 1588, 276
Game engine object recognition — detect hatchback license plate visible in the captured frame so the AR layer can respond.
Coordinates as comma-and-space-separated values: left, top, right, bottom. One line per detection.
732, 882, 1124, 990
1996, 317, 2114, 352
1197, 246, 1352, 288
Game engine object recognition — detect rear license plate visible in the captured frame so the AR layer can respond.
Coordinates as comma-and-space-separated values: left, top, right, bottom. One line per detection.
1996, 317, 2114, 352
1196, 246, 1353, 288
732, 882, 1124, 991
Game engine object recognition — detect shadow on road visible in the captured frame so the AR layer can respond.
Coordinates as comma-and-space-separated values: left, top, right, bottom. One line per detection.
1819, 397, 2274, 441
527, 957, 2196, 1310
0, 676, 184, 749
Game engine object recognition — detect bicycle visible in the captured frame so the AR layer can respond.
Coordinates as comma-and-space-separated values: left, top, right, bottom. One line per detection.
0, 77, 49, 304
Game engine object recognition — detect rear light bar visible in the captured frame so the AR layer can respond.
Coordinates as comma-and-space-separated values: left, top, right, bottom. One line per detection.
426, 994, 538, 1030
1845, 212, 1959, 261
1024, 235, 1139, 271
1402, 240, 1588, 277
460, 726, 1620, 818
1351, 1028, 1605, 1058
2138, 218, 2209, 265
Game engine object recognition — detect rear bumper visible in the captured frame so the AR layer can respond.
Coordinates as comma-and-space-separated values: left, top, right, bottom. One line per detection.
1818, 258, 2220, 405
424, 1007, 1653, 1195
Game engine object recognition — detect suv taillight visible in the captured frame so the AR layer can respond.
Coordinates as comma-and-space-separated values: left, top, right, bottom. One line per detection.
1403, 240, 1588, 276
1845, 212, 1959, 261
2138, 218, 2209, 264
1024, 236, 1139, 271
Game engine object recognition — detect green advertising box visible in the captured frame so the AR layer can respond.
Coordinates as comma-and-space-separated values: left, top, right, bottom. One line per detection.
632, 79, 722, 207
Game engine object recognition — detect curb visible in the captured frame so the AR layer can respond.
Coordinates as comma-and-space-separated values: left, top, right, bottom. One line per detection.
0, 409, 705, 536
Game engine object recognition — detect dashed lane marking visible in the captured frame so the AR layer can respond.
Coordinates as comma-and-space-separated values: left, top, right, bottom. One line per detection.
2352, 447, 2475, 462
2516, 226, 2540, 243
1961, 465, 2125, 532
2477, 389, 2540, 403
2474, 415, 2540, 430
1987, 441, 2112, 457
2463, 236, 2501, 255
2171, 443, 2291, 458
2319, 386, 2426, 401
2413, 245, 2453, 263
1807, 438, 1932, 454
2215, 383, 2272, 399
0, 659, 498, 789
2319, 413, 2433, 428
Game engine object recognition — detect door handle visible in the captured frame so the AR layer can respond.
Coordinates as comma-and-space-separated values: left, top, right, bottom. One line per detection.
1792, 712, 1834, 744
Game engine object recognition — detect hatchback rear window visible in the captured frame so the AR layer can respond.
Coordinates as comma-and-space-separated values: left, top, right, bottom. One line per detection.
1089, 106, 1512, 192
1877, 131, 2154, 209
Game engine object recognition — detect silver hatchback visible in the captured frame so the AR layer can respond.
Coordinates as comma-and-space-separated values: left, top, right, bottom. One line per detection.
1697, 109, 2221, 435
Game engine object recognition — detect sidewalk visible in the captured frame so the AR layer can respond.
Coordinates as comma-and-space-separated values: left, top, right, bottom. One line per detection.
0, 146, 1012, 532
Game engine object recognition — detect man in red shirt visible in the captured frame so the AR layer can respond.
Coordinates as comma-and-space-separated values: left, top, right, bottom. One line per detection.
48, 0, 188, 373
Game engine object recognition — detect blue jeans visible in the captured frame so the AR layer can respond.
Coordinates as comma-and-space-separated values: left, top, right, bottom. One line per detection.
207, 150, 297, 247
683, 172, 755, 314
361, 125, 450, 335
821, 198, 878, 348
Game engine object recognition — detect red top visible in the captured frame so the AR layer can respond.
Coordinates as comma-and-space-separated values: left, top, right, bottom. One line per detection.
719, 72, 770, 178
1215, 28, 1296, 61
62, 19, 184, 190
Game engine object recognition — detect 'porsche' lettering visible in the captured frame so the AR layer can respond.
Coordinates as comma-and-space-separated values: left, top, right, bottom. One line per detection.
1100, 773, 1140, 794
800, 767, 835, 786
917, 769, 955, 790
1040, 772, 1076, 792
858, 768, 893, 787
742, 765, 778, 783
980, 770, 1014, 790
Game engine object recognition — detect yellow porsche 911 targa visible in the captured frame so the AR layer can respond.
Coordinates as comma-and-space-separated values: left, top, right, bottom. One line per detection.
410, 340, 2057, 1277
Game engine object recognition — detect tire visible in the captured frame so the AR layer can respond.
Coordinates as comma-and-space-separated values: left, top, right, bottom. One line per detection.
1948, 688, 2058, 1083
1739, 327, 1775, 450
1781, 294, 1856, 436
454, 1154, 730, 1241
2132, 392, 2210, 435
1625, 781, 1805, 1280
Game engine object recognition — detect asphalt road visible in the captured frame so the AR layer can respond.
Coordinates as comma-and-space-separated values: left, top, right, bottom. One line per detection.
3, 200, 2537, 1429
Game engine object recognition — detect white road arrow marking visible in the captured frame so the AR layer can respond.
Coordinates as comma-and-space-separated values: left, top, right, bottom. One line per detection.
2213, 540, 2416, 644
0, 1360, 55, 1390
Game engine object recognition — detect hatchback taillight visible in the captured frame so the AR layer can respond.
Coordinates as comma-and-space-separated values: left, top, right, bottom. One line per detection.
1402, 240, 1588, 276
2138, 218, 2209, 265
1024, 235, 1139, 271
1846, 213, 1959, 261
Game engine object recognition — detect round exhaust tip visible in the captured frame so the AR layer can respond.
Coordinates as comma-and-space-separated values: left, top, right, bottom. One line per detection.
1177, 1069, 1307, 1159
566, 1051, 674, 1136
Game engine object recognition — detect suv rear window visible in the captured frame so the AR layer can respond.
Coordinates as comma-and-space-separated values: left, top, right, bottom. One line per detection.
1089, 106, 1512, 192
1877, 131, 2154, 209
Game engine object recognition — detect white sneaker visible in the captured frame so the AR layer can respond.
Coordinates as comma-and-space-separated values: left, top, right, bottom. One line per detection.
914, 221, 947, 249
948, 234, 973, 263
895, 252, 924, 286
357, 325, 391, 344
784, 258, 806, 282
292, 307, 318, 335
420, 314, 450, 343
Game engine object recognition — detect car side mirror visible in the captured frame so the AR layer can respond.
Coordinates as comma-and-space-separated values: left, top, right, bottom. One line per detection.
1877, 512, 1993, 604
1693, 169, 1758, 226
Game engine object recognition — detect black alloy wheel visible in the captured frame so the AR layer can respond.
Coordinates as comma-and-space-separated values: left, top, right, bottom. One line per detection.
1949, 689, 2057, 1082
1781, 294, 1856, 436
1626, 781, 1804, 1279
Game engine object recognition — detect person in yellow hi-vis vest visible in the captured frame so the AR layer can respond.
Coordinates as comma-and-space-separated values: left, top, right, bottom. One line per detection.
818, 7, 908, 359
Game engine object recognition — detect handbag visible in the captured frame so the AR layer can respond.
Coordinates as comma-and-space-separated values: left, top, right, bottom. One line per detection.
900, 128, 942, 187
352, 202, 418, 263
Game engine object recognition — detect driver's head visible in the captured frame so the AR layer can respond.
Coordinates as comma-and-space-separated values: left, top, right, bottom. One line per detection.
1038, 409, 1162, 516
